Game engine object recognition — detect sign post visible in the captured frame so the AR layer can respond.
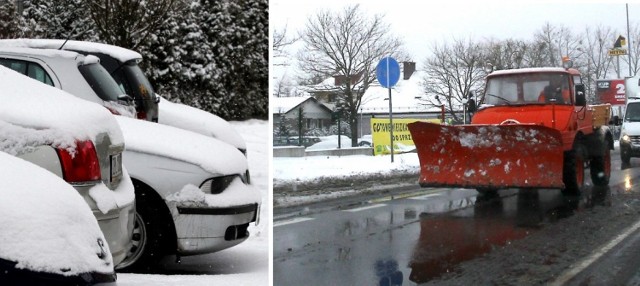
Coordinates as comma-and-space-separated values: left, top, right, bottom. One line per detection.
376, 57, 400, 162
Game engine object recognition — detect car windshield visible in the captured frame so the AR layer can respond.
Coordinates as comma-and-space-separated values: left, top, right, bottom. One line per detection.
625, 102, 640, 122
485, 72, 571, 105
78, 63, 126, 102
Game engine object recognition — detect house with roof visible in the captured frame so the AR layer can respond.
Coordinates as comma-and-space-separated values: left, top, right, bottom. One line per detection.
271, 96, 333, 138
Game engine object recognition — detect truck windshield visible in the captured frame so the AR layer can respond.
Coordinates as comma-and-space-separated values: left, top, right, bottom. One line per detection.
625, 102, 640, 122
484, 73, 571, 105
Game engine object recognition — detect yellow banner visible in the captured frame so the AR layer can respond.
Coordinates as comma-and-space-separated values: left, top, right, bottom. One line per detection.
371, 118, 441, 155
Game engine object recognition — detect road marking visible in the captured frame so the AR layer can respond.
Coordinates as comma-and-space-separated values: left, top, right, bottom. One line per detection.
273, 217, 314, 227
343, 204, 387, 212
368, 190, 444, 204
550, 218, 640, 285
409, 193, 442, 200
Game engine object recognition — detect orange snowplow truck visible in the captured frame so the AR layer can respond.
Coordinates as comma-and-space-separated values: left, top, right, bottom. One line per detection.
408, 63, 614, 195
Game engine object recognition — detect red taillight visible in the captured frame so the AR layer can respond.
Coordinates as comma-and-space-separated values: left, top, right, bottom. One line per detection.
56, 140, 102, 183
136, 111, 147, 120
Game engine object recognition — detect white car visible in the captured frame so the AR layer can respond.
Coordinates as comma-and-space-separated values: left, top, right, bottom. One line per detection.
0, 47, 261, 271
620, 98, 640, 164
0, 39, 247, 155
0, 151, 116, 285
0, 65, 135, 268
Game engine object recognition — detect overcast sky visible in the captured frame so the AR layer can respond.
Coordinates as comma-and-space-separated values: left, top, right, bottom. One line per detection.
272, 1, 640, 62
270, 1, 640, 88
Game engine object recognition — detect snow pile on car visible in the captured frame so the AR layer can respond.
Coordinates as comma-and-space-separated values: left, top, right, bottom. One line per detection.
0, 152, 113, 275
0, 38, 142, 64
166, 178, 261, 208
158, 96, 247, 150
0, 66, 124, 147
115, 116, 248, 175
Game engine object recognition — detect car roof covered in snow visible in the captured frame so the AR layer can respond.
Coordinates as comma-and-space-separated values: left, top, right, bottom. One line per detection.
0, 65, 124, 152
0, 38, 141, 63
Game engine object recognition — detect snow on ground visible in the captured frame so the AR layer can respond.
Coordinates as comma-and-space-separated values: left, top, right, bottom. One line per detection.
118, 119, 269, 285
274, 149, 419, 184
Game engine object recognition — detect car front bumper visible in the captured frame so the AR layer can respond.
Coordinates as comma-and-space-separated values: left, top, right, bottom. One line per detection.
168, 203, 259, 255
620, 140, 640, 157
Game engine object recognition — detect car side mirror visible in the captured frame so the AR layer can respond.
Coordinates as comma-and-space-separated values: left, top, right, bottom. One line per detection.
574, 84, 586, 106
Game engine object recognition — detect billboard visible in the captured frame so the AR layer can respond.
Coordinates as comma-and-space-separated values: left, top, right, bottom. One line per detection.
596, 79, 626, 105
370, 118, 441, 155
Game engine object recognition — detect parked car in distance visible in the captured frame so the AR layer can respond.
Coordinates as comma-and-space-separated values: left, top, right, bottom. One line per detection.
0, 151, 116, 285
0, 48, 261, 271
0, 66, 135, 269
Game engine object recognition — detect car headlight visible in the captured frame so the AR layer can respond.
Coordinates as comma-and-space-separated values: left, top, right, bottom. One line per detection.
622, 133, 630, 142
200, 175, 238, 194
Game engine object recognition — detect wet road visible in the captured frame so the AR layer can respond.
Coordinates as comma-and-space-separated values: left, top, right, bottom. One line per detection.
274, 149, 640, 285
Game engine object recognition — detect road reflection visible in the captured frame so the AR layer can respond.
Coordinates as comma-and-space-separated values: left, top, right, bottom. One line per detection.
408, 187, 611, 283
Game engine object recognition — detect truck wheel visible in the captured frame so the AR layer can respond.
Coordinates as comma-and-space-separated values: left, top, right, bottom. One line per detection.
562, 147, 585, 196
117, 181, 174, 273
590, 140, 611, 186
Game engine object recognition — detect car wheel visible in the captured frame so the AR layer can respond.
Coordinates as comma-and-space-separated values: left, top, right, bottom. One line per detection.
621, 150, 631, 166
117, 181, 174, 273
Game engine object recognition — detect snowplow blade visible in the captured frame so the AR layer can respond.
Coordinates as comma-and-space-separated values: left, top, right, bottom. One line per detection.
407, 122, 565, 189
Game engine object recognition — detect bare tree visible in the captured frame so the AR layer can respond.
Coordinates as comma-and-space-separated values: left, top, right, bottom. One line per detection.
88, 0, 179, 49
533, 23, 582, 67
273, 24, 298, 57
481, 38, 528, 70
298, 4, 404, 147
575, 25, 616, 101
420, 38, 485, 123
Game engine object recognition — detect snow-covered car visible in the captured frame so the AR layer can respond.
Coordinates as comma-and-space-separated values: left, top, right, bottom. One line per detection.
0, 47, 261, 271
0, 39, 247, 156
0, 66, 135, 269
115, 116, 260, 270
0, 151, 116, 285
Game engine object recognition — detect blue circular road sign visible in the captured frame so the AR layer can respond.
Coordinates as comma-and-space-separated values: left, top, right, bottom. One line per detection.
376, 57, 400, 88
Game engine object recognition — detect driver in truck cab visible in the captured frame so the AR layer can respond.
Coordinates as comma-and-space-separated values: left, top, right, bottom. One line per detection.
538, 74, 571, 104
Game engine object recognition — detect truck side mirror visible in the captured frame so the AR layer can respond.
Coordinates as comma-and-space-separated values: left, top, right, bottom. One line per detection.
574, 84, 586, 106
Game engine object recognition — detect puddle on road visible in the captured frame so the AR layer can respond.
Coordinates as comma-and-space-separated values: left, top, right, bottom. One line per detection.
407, 186, 610, 283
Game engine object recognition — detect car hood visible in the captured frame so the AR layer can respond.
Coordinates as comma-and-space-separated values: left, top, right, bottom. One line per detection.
158, 96, 247, 151
115, 116, 247, 175
0, 66, 124, 151
0, 152, 113, 275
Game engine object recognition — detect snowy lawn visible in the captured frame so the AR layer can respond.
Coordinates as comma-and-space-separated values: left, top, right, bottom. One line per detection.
274, 149, 420, 185
118, 119, 269, 285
